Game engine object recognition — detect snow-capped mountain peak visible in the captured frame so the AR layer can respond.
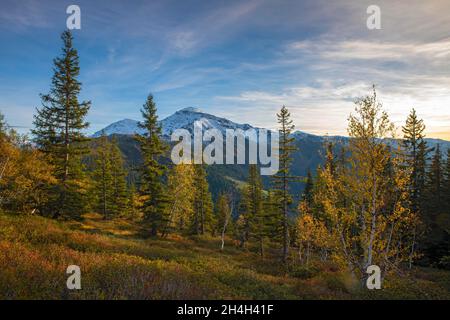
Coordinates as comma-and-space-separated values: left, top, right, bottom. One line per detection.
92, 108, 256, 138
91, 109, 450, 154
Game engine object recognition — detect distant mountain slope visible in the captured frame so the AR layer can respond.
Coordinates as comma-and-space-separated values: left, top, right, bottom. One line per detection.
93, 107, 450, 153
93, 107, 450, 200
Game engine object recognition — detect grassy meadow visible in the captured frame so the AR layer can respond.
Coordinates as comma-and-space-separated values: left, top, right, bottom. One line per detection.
0, 212, 449, 300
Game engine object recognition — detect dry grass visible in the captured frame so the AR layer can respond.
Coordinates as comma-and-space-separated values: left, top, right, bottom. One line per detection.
0, 212, 449, 300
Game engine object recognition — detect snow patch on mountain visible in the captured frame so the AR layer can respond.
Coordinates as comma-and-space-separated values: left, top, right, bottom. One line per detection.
160, 107, 255, 137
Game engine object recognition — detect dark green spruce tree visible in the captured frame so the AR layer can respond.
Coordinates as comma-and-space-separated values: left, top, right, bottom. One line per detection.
92, 132, 113, 219
272, 106, 297, 263
110, 136, 129, 216
401, 109, 430, 267
402, 109, 428, 214
239, 165, 265, 254
424, 144, 448, 262
192, 164, 214, 235
135, 94, 169, 237
32, 30, 91, 219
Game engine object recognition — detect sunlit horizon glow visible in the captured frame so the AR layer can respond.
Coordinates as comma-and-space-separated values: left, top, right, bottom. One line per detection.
0, 0, 449, 140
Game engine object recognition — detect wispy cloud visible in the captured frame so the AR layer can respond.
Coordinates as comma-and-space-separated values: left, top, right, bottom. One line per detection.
289, 39, 450, 62
218, 77, 450, 138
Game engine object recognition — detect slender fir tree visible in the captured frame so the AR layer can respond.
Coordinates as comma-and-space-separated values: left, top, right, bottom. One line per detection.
272, 106, 297, 263
191, 164, 214, 235
32, 30, 91, 219
135, 94, 169, 237
402, 109, 428, 213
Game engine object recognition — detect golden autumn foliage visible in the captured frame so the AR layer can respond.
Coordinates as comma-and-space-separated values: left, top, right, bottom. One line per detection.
306, 88, 421, 281
0, 131, 56, 215
296, 209, 333, 265
165, 164, 195, 233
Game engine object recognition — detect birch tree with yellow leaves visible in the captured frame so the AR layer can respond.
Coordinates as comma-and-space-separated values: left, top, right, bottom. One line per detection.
313, 87, 419, 281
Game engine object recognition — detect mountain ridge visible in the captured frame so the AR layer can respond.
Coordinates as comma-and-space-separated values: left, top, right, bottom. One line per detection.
92, 108, 450, 148
93, 107, 257, 138
92, 107, 449, 200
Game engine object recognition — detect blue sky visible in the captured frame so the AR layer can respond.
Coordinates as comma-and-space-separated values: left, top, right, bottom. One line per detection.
1, 0, 450, 139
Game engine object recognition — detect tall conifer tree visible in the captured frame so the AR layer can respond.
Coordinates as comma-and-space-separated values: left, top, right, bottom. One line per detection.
32, 30, 90, 219
192, 164, 214, 235
272, 106, 297, 263
135, 94, 169, 237
402, 109, 428, 213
